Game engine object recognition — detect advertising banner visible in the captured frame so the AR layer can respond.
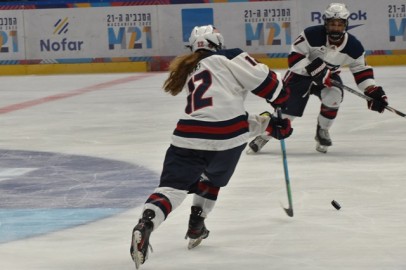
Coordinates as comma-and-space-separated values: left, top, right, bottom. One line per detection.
298, 0, 406, 51
157, 1, 295, 56
101, 6, 159, 57
23, 5, 159, 61
0, 10, 25, 61
1, 1, 406, 65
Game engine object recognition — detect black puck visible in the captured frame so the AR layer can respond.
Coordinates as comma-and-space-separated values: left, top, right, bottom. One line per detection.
331, 200, 341, 210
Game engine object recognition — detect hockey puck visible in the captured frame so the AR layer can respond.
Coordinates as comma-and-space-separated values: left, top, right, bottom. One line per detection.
331, 200, 341, 210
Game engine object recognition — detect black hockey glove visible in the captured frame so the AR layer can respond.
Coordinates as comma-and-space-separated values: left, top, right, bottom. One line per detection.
268, 87, 290, 110
365, 86, 388, 113
265, 114, 293, 140
305, 58, 332, 88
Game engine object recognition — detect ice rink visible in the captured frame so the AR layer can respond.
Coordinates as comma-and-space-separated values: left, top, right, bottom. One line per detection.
1, 66, 405, 270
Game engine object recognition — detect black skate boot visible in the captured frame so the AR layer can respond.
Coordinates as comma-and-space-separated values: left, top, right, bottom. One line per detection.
315, 125, 332, 153
185, 206, 210, 249
130, 209, 155, 269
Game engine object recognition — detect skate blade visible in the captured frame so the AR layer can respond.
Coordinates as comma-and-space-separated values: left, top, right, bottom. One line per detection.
133, 251, 142, 269
132, 231, 143, 269
188, 237, 204, 249
316, 143, 328, 153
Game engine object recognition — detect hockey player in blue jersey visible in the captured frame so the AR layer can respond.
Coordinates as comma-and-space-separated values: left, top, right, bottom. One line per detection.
129, 25, 292, 269
247, 2, 389, 154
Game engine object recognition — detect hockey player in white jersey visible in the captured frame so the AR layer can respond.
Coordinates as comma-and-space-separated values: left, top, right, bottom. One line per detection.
130, 25, 292, 269
247, 2, 389, 154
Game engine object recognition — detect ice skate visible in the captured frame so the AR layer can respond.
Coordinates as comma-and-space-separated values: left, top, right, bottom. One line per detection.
315, 125, 332, 153
246, 135, 270, 154
185, 206, 210, 249
130, 209, 155, 269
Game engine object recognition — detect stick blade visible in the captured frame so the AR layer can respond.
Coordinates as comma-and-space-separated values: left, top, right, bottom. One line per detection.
284, 207, 294, 217
279, 201, 294, 217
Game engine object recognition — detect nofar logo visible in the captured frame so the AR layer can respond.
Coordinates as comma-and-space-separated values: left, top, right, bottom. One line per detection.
53, 17, 69, 35
40, 17, 84, 52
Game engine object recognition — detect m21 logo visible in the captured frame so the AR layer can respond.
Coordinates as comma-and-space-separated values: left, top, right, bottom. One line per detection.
389, 18, 406, 42
245, 22, 292, 46
108, 26, 152, 50
0, 30, 18, 53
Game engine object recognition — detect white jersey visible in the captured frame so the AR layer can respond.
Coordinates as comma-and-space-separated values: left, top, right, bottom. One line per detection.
287, 25, 376, 91
171, 48, 283, 151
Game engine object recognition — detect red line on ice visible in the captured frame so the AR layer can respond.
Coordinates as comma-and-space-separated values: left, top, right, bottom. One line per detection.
0, 74, 156, 114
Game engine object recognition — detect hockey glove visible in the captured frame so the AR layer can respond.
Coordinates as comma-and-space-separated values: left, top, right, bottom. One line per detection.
365, 86, 388, 113
305, 58, 332, 88
268, 87, 290, 110
265, 114, 293, 140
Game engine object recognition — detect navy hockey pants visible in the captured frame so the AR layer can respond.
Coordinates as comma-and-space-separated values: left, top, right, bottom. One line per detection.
159, 143, 247, 191
282, 72, 343, 117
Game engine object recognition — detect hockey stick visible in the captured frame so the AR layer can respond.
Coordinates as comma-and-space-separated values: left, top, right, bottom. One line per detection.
277, 108, 294, 217
331, 79, 406, 118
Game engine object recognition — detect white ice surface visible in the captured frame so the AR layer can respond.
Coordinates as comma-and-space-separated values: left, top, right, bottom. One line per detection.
0, 66, 406, 270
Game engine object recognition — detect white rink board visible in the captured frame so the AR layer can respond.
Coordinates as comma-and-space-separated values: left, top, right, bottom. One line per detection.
1, 1, 405, 62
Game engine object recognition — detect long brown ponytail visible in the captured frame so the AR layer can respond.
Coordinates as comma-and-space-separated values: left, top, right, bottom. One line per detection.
163, 50, 211, 96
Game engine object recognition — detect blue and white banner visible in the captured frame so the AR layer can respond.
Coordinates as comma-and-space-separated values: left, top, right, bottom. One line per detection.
0, 0, 405, 63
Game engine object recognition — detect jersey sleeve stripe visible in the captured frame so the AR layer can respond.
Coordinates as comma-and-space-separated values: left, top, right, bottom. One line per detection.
251, 70, 279, 99
288, 52, 306, 68
353, 68, 374, 84
173, 114, 249, 140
